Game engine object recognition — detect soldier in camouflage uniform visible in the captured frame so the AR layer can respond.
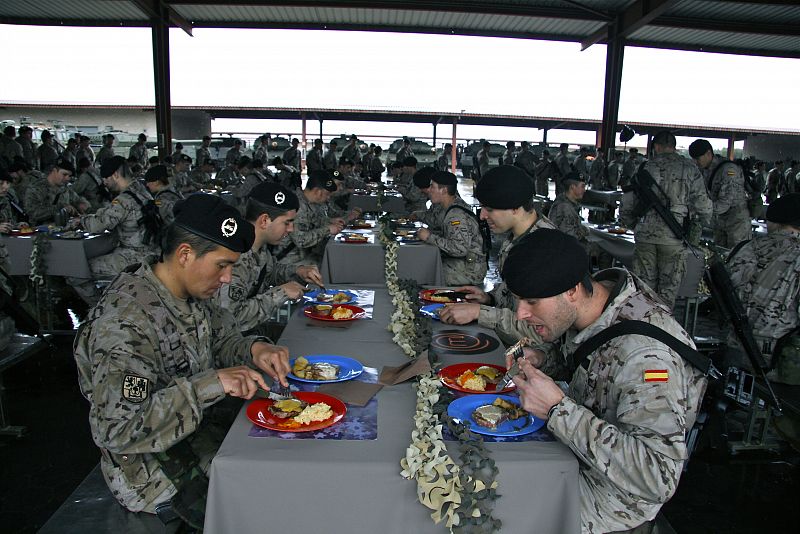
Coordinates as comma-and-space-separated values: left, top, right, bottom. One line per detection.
503, 229, 707, 534
417, 171, 486, 286
73, 193, 290, 525
621, 132, 712, 309
214, 182, 324, 333
395, 137, 413, 165
727, 194, 800, 382
409, 167, 443, 230
253, 134, 270, 165
189, 158, 214, 190
436, 143, 452, 173
395, 156, 427, 213
95, 134, 116, 166
689, 138, 751, 249
549, 171, 590, 249
272, 171, 343, 265
70, 157, 159, 304
323, 140, 338, 170
534, 150, 554, 198
37, 130, 60, 172
128, 134, 149, 168
171, 154, 195, 194
24, 160, 89, 225
282, 138, 301, 169
367, 146, 385, 182
214, 160, 243, 189
514, 141, 537, 182
73, 157, 111, 213
75, 135, 94, 166
341, 136, 362, 165
0, 126, 23, 169
501, 141, 515, 166
476, 141, 491, 182
15, 126, 37, 170
438, 166, 554, 346
194, 136, 212, 170
232, 157, 271, 212
0, 173, 24, 225
144, 165, 184, 226
305, 138, 325, 173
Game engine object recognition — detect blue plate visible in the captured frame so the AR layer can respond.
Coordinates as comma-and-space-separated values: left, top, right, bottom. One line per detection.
288, 355, 364, 383
447, 394, 545, 437
419, 303, 444, 320
303, 289, 358, 305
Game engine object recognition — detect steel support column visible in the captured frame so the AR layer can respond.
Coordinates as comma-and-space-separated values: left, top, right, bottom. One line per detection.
301, 113, 307, 171
319, 119, 323, 141
599, 28, 625, 160
451, 118, 458, 175
432, 122, 437, 147
151, 1, 172, 158
727, 133, 736, 160
542, 128, 548, 146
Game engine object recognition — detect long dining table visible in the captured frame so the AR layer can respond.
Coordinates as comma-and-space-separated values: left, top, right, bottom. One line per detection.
204, 287, 580, 533
1, 231, 117, 278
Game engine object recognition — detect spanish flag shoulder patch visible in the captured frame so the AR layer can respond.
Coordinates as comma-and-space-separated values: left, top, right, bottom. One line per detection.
450, 220, 461, 226
644, 369, 669, 382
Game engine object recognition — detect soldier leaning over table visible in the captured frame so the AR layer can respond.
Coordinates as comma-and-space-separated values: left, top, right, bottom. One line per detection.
214, 182, 324, 334
74, 194, 290, 529
437, 165, 556, 347
409, 167, 444, 232
24, 159, 89, 225
272, 170, 344, 266
417, 171, 487, 286
73, 157, 111, 213
503, 229, 707, 534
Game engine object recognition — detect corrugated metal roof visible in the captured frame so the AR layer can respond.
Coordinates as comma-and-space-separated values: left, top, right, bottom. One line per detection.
663, 1, 800, 25
0, 0, 144, 21
630, 25, 800, 56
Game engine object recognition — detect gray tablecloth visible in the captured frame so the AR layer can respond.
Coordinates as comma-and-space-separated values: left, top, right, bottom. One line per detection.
586, 225, 634, 267
349, 194, 406, 214
205, 288, 579, 534
1, 232, 117, 278
321, 237, 443, 285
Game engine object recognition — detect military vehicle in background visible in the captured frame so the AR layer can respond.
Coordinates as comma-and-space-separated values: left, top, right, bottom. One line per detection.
387, 137, 437, 167
458, 140, 505, 178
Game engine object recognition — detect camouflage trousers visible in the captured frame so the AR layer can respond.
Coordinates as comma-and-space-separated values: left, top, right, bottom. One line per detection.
632, 242, 686, 310
536, 176, 549, 198
713, 209, 752, 249
442, 256, 488, 286
67, 248, 145, 305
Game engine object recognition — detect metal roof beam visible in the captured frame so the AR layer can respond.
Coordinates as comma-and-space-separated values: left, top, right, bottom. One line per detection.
650, 16, 800, 37
582, 0, 678, 50
135, 0, 193, 35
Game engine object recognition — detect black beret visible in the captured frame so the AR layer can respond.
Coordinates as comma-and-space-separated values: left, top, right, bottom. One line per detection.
177, 154, 192, 164
413, 167, 437, 188
475, 165, 534, 209
502, 229, 589, 299
173, 193, 254, 253
307, 170, 337, 192
766, 193, 800, 226
339, 157, 354, 166
54, 158, 76, 175
249, 182, 299, 212
100, 156, 126, 178
561, 171, 586, 186
402, 156, 418, 167
144, 164, 169, 183
430, 170, 457, 187
328, 169, 343, 181
688, 139, 713, 159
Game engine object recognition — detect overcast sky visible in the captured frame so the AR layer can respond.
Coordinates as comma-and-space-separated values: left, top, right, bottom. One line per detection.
2, 24, 798, 148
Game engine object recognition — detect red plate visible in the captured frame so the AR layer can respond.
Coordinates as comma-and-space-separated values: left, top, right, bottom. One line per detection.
303, 304, 366, 322
246, 391, 346, 432
438, 362, 515, 394
419, 289, 464, 304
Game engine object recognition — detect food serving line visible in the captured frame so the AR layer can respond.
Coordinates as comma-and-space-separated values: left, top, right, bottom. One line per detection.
204, 287, 580, 533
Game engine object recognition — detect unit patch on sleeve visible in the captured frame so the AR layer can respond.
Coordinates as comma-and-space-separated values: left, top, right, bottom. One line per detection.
644, 369, 669, 382
122, 375, 150, 403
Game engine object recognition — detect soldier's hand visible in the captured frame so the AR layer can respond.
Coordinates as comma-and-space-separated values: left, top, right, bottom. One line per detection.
64, 205, 78, 216
296, 265, 323, 287
505, 346, 545, 370
438, 303, 480, 325
279, 281, 306, 301
78, 202, 90, 214
328, 221, 345, 235
417, 228, 430, 241
217, 366, 269, 399
0, 222, 12, 234
251, 343, 291, 387
456, 285, 490, 304
512, 358, 564, 420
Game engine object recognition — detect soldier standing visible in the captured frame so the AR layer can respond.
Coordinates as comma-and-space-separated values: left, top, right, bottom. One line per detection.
589, 150, 606, 189
368, 146, 385, 182
341, 135, 362, 165
621, 131, 712, 309
514, 141, 537, 184
417, 171, 487, 286
436, 143, 452, 173
195, 136, 213, 170
475, 140, 491, 182
225, 139, 243, 167
689, 138, 750, 249
502, 229, 707, 534
554, 143, 572, 196
75, 135, 94, 166
96, 134, 116, 166
73, 193, 290, 527
305, 138, 325, 173
501, 141, 515, 166
253, 134, 270, 165
323, 139, 338, 170
282, 138, 301, 169
395, 137, 413, 164
128, 133, 149, 168
548, 171, 590, 250
60, 138, 78, 169
16, 126, 37, 169
37, 130, 60, 172
0, 126, 23, 168
534, 149, 554, 198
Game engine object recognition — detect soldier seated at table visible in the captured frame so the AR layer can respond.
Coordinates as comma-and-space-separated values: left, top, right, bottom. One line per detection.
503, 229, 707, 534
214, 182, 324, 334
273, 170, 344, 266
232, 156, 272, 211
171, 154, 196, 194
726, 193, 800, 384
6, 159, 37, 211
326, 169, 363, 222
73, 157, 112, 213
68, 156, 161, 305
144, 165, 184, 226
74, 193, 291, 529
417, 171, 487, 286
190, 158, 215, 190
395, 156, 428, 213
548, 171, 590, 251
0, 171, 26, 228
214, 157, 244, 189
437, 166, 555, 345
408, 167, 444, 230
24, 159, 89, 225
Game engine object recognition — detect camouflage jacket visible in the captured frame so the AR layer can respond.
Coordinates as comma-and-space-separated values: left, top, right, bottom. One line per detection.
395, 146, 413, 164
253, 145, 269, 165
727, 230, 800, 359
412, 202, 445, 233
514, 150, 537, 178
282, 147, 300, 168
424, 197, 487, 286
96, 146, 116, 166
548, 194, 588, 243
436, 154, 450, 172
0, 136, 23, 166
341, 144, 361, 164
213, 244, 300, 332
24, 176, 88, 225
154, 186, 183, 226
16, 137, 37, 168
546, 269, 707, 533
37, 143, 59, 171
128, 143, 148, 167
75, 146, 95, 165
233, 170, 271, 208
214, 167, 242, 189
172, 170, 194, 194
73, 261, 261, 512
195, 146, 212, 167
73, 169, 109, 213
274, 189, 331, 264
478, 214, 555, 346
323, 149, 338, 170
305, 148, 324, 172
395, 171, 427, 212
620, 152, 712, 246
80, 180, 155, 251
705, 155, 748, 217
225, 147, 242, 167
189, 168, 212, 190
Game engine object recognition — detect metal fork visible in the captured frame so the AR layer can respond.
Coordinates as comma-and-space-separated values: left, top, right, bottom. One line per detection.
497, 337, 532, 391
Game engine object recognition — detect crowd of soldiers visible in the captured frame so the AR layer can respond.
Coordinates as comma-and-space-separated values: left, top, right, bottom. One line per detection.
1, 123, 798, 534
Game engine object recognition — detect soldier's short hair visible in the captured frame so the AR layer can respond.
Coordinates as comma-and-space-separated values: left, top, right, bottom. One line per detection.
652, 130, 676, 148
4, 126, 16, 137
203, 135, 211, 141
161, 224, 220, 258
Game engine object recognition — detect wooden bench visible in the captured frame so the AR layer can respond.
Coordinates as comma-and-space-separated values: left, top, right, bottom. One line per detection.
39, 464, 181, 534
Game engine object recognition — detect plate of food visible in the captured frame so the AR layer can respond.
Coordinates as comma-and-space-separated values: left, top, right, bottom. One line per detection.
447, 394, 544, 437
348, 219, 373, 229
247, 391, 346, 432
606, 226, 630, 235
439, 363, 514, 394
419, 303, 445, 320
289, 355, 364, 383
419, 289, 466, 304
338, 232, 370, 244
303, 304, 366, 322
304, 289, 358, 305
51, 230, 86, 239
9, 227, 36, 236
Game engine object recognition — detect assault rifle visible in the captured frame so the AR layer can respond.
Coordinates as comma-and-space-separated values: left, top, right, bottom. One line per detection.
626, 167, 782, 411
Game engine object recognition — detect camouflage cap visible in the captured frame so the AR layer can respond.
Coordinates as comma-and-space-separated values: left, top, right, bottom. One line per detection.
502, 229, 589, 298
173, 193, 254, 253
475, 165, 534, 209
